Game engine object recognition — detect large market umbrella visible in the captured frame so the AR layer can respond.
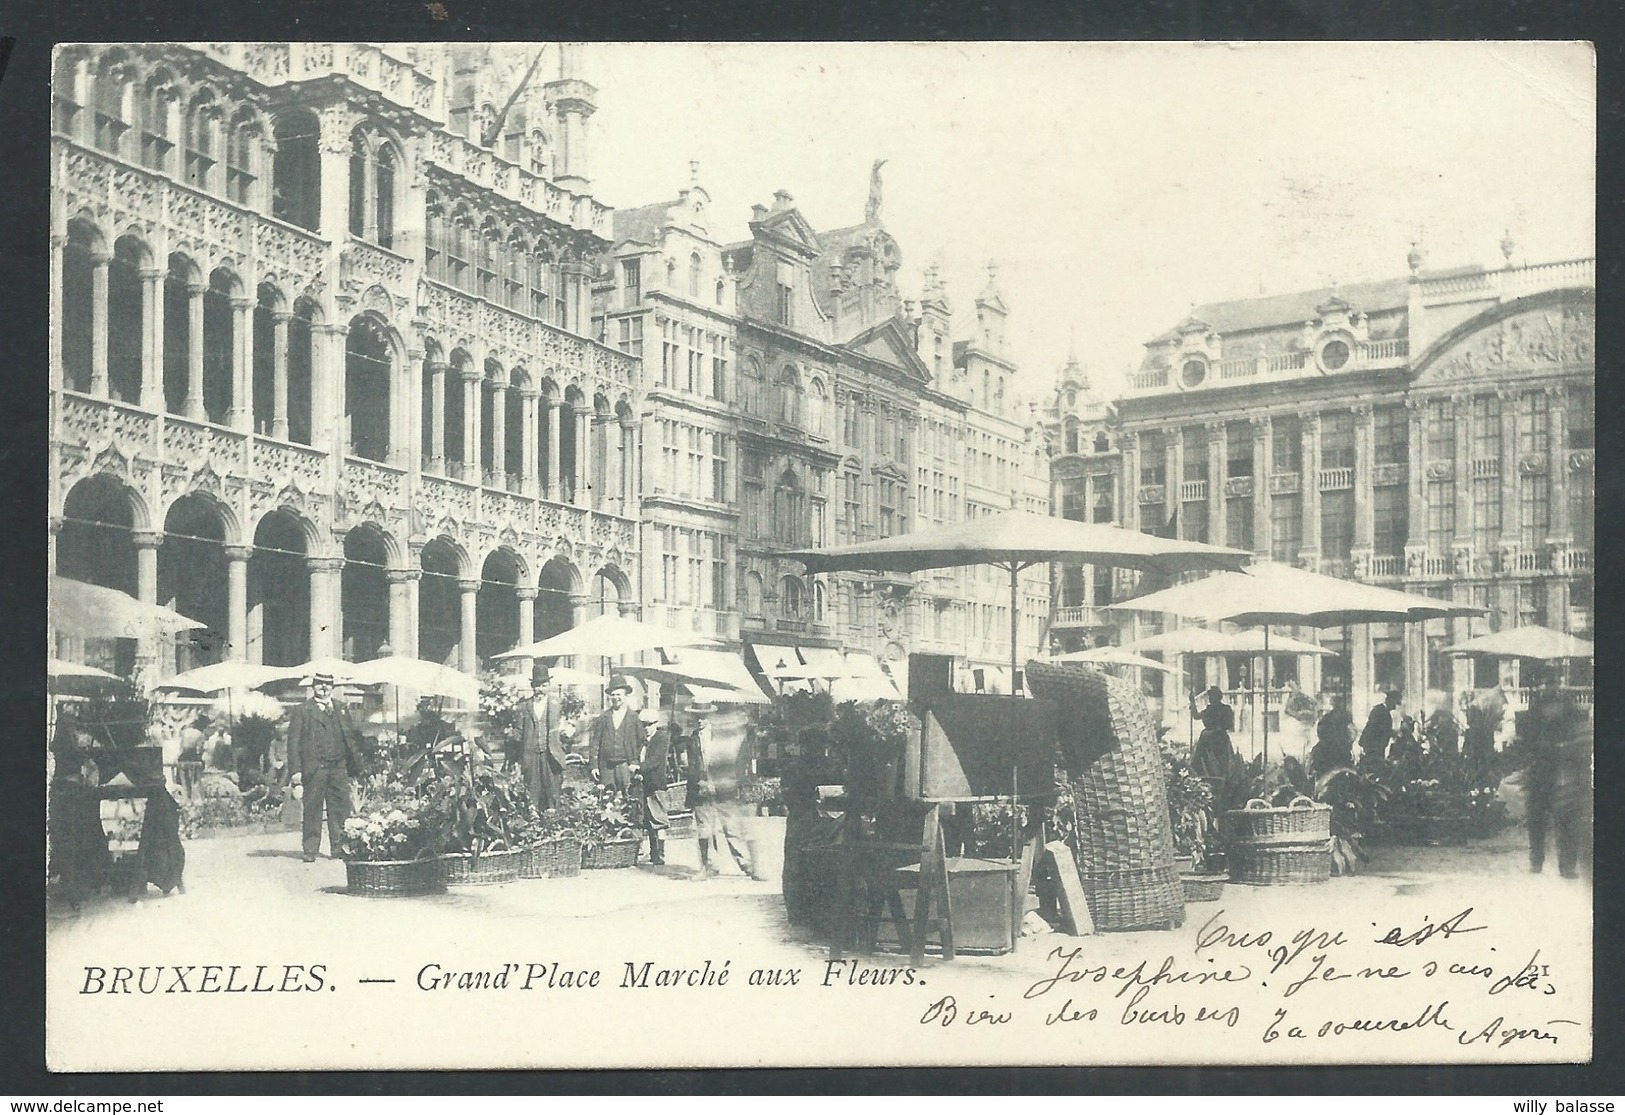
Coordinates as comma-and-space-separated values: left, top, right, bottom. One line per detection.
779, 509, 1249, 689
1124, 628, 1336, 658
1107, 562, 1484, 766
50, 576, 207, 640
347, 655, 482, 704
494, 614, 720, 662
1045, 646, 1174, 672
150, 660, 289, 695
1443, 625, 1594, 661
49, 658, 121, 682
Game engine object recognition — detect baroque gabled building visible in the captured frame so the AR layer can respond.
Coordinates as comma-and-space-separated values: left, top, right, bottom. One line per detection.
1043, 244, 1595, 717
50, 43, 644, 680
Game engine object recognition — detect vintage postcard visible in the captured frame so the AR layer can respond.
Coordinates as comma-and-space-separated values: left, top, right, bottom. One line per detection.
46, 40, 1594, 1070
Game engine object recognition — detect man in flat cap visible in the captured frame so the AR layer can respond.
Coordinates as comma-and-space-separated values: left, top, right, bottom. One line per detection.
520, 663, 567, 812
286, 672, 363, 862
589, 675, 644, 789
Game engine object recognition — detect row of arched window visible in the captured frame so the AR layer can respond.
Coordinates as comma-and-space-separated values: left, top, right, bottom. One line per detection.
55, 49, 401, 247
739, 358, 829, 431
424, 189, 575, 325
739, 572, 826, 623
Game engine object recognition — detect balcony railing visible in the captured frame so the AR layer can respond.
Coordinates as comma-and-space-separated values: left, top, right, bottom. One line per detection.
1358, 337, 1409, 362
1470, 458, 1500, 479
1266, 352, 1307, 374
1130, 369, 1169, 390
1557, 548, 1593, 572
1178, 480, 1208, 502
1052, 605, 1106, 628
1368, 555, 1402, 577
1318, 467, 1354, 490
1423, 555, 1453, 576
1420, 257, 1594, 303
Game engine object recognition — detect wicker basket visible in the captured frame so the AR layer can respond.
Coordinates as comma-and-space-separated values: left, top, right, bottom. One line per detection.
345, 857, 446, 897
664, 812, 695, 839
1180, 872, 1227, 903
520, 838, 582, 879
440, 847, 524, 886
1227, 841, 1332, 886
1026, 662, 1185, 932
1077, 863, 1185, 930
582, 836, 641, 869
1224, 797, 1333, 844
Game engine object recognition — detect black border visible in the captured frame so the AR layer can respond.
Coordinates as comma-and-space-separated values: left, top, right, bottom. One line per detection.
2, 0, 1620, 1095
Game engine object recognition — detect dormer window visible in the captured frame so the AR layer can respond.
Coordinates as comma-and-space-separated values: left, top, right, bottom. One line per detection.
1180, 358, 1208, 389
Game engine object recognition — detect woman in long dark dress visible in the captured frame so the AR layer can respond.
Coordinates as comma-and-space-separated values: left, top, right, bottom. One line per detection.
1189, 686, 1238, 778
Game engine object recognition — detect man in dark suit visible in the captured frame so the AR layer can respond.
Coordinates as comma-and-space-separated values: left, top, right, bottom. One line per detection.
590, 675, 644, 789
286, 672, 362, 862
1358, 689, 1402, 762
520, 664, 567, 812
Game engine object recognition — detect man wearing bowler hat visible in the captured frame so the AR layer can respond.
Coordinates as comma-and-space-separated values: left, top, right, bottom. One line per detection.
520, 663, 567, 811
590, 675, 644, 789
286, 672, 363, 862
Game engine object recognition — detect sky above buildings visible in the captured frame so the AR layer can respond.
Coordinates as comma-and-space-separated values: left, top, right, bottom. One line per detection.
573, 41, 1594, 404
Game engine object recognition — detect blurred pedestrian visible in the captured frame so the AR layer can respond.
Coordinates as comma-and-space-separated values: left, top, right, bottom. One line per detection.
1358, 689, 1402, 762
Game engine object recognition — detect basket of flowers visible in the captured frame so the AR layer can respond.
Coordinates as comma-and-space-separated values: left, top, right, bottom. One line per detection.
522, 787, 589, 879
581, 782, 641, 869
419, 742, 537, 886
341, 782, 447, 897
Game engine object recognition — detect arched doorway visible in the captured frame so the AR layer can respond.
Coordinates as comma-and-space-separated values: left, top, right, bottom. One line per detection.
476, 549, 521, 664
418, 538, 463, 666
535, 555, 578, 641
158, 493, 229, 669
57, 474, 139, 673
341, 526, 389, 661
248, 509, 310, 666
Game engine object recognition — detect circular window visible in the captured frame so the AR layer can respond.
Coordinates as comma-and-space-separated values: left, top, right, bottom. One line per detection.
1320, 338, 1351, 371
1180, 359, 1208, 388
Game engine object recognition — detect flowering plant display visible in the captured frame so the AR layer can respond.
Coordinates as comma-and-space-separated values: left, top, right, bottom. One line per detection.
340, 779, 445, 862
536, 784, 594, 845
581, 781, 638, 849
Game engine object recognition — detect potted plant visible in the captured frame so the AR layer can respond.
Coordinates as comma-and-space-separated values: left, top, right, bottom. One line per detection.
340, 777, 448, 897
414, 742, 535, 885
580, 781, 640, 869
1163, 745, 1223, 901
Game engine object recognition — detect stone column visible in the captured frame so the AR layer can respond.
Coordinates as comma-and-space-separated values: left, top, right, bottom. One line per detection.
461, 370, 480, 477
386, 568, 415, 657
185, 281, 206, 420
1499, 388, 1518, 553
1207, 421, 1224, 546
1121, 433, 1139, 533
457, 577, 480, 675
405, 567, 421, 660
132, 529, 164, 677
49, 235, 64, 389
569, 592, 592, 630
89, 249, 111, 398
545, 400, 562, 498
306, 556, 344, 660
602, 417, 620, 512
1162, 435, 1178, 533
1353, 404, 1374, 554
1452, 392, 1472, 555
520, 390, 539, 495
1253, 417, 1271, 559
1299, 413, 1321, 567
516, 585, 538, 648
490, 379, 508, 485
140, 268, 164, 408
620, 418, 637, 509
225, 545, 250, 661
133, 530, 162, 606
402, 346, 423, 472
271, 311, 291, 439
574, 406, 591, 504
1351, 623, 1373, 708
1547, 385, 1570, 544
428, 362, 447, 468
1404, 400, 1427, 577
230, 297, 253, 432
